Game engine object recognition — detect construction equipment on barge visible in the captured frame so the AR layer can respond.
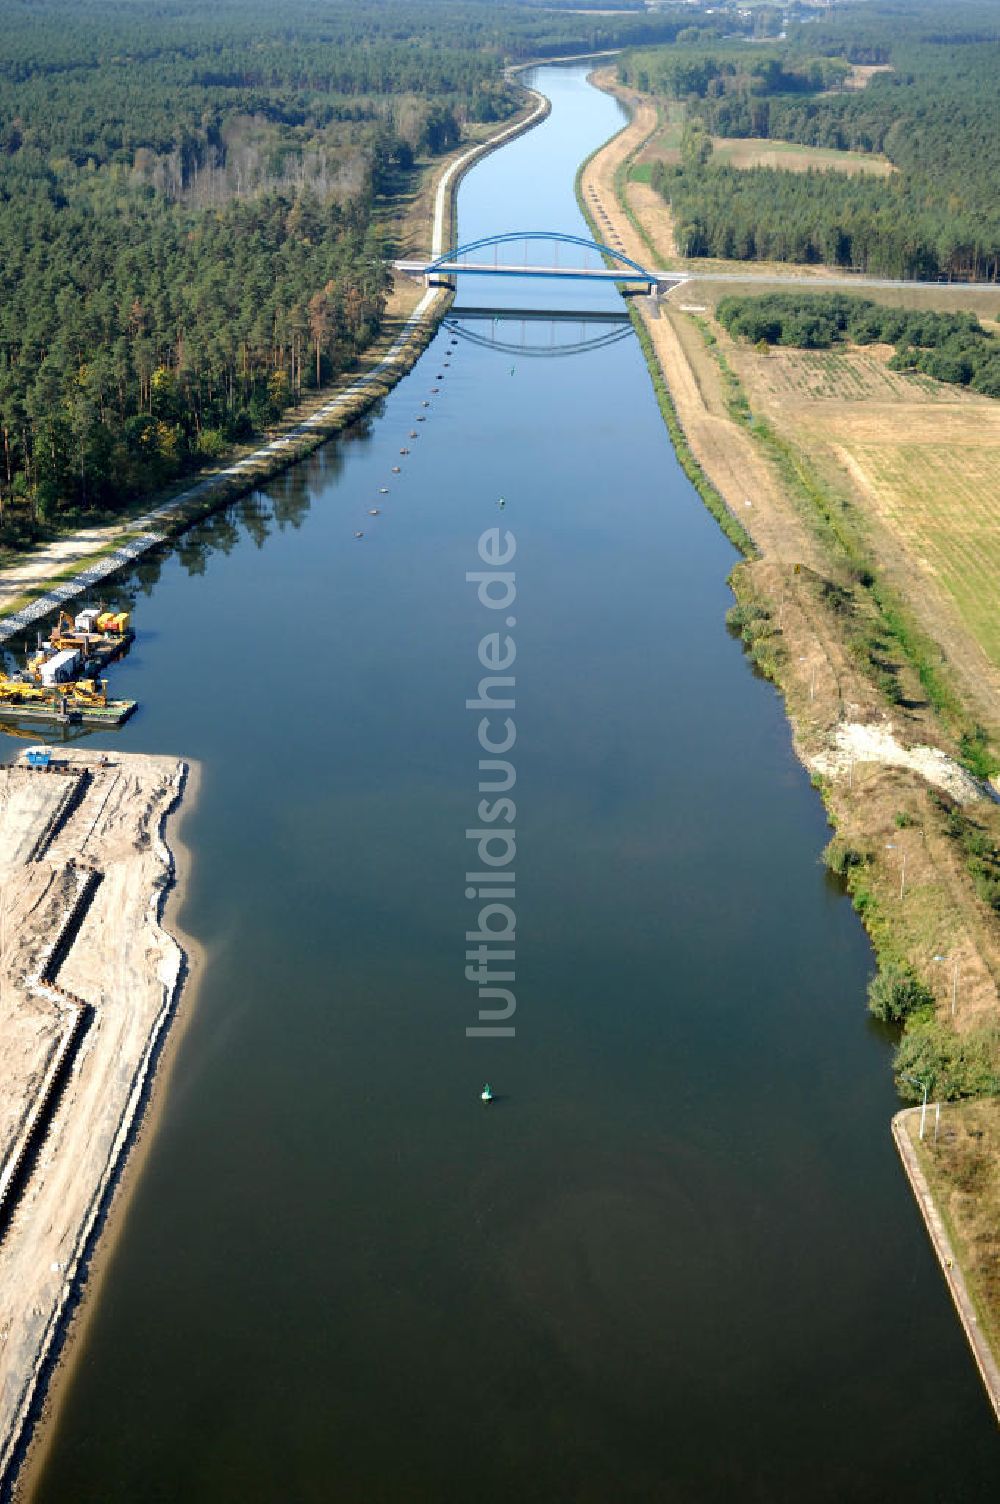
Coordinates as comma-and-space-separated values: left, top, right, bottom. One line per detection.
28, 608, 133, 684
0, 672, 135, 728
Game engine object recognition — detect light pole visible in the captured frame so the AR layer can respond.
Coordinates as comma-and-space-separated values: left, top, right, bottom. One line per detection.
799, 655, 817, 700
901, 1073, 931, 1140
932, 953, 959, 1017
886, 842, 906, 899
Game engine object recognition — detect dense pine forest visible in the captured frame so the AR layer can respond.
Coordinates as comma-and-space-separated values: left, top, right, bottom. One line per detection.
0, 0, 706, 541
620, 1, 1000, 283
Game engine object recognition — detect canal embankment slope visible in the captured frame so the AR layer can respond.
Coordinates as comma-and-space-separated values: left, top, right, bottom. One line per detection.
0, 750, 198, 1495
893, 1104, 1000, 1424
579, 66, 1000, 1421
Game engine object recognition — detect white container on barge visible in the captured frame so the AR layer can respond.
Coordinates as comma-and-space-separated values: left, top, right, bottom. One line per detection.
39, 648, 81, 686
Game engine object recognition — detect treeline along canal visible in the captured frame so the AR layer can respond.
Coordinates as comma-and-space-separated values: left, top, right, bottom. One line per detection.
19, 64, 1000, 1502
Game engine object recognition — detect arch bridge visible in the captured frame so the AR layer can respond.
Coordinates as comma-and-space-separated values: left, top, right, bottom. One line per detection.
393, 230, 684, 296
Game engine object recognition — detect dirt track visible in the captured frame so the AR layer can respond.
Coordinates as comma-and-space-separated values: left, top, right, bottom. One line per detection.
0, 750, 191, 1491
581, 72, 827, 575
580, 62, 1000, 1396
579, 68, 1000, 1024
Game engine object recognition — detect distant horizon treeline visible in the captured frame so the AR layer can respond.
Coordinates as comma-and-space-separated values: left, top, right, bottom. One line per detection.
621, 1, 1000, 284
0, 0, 712, 541
0, 1, 504, 536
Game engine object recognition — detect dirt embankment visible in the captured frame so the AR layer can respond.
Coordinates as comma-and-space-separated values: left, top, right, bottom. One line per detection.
580, 66, 1000, 1407
893, 1103, 1000, 1422
580, 71, 1000, 1029
0, 751, 195, 1496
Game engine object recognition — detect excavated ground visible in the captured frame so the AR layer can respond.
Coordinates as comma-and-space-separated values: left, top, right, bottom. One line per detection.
0, 749, 191, 1491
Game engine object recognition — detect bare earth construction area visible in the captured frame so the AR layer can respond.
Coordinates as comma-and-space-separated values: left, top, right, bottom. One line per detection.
0, 750, 192, 1489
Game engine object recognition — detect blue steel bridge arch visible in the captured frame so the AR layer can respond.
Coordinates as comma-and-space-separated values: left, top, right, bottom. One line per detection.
426, 230, 653, 280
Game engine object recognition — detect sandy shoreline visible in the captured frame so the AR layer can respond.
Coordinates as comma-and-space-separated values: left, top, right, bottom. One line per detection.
10, 758, 204, 1503
0, 751, 202, 1499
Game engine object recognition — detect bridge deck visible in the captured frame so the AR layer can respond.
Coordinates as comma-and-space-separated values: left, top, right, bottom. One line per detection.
395, 260, 655, 282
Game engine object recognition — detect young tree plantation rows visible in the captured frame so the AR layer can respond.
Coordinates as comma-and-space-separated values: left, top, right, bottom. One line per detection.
716, 293, 1000, 398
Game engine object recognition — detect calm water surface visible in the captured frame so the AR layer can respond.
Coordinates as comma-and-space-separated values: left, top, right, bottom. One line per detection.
22, 65, 1000, 1502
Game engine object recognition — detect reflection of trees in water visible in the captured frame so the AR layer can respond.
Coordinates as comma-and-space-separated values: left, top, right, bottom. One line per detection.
149, 479, 310, 581
8, 395, 396, 659
171, 475, 322, 573
262, 462, 317, 533
239, 494, 273, 552
128, 554, 166, 599
259, 396, 388, 524
343, 400, 386, 443
174, 504, 243, 576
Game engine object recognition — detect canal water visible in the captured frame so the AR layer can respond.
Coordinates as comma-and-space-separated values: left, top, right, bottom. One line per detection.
22, 64, 1000, 1502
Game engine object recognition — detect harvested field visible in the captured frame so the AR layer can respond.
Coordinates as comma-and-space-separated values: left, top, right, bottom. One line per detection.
841, 63, 894, 91
742, 345, 948, 403
632, 95, 893, 177
0, 750, 192, 1492
711, 136, 895, 176
831, 426, 1000, 670
715, 331, 1000, 721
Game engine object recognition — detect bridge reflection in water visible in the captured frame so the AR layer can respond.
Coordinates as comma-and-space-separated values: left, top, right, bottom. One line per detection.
444, 306, 633, 359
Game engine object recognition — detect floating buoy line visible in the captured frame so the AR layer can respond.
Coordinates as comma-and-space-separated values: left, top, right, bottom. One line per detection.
349, 332, 461, 536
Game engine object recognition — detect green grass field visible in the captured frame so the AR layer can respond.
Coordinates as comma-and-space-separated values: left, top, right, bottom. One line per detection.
631, 99, 894, 180
712, 137, 894, 176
